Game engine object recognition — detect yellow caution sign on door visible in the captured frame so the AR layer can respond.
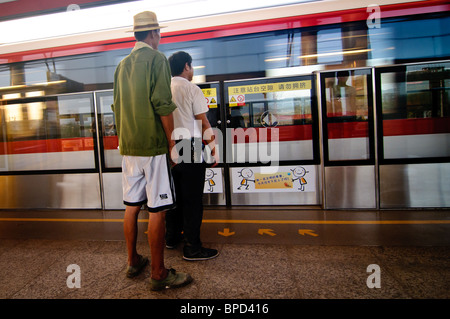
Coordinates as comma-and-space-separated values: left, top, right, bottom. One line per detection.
228, 80, 311, 107
202, 88, 218, 108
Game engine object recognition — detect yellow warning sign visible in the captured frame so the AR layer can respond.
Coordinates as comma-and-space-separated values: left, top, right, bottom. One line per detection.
229, 94, 245, 107
202, 88, 217, 97
201, 88, 218, 108
229, 80, 311, 95
255, 172, 293, 190
228, 80, 311, 107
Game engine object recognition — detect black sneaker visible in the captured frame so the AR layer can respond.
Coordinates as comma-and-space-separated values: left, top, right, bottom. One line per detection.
183, 247, 219, 261
166, 235, 184, 249
166, 240, 179, 249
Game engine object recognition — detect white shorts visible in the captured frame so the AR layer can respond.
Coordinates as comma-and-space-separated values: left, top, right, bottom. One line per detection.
122, 154, 176, 212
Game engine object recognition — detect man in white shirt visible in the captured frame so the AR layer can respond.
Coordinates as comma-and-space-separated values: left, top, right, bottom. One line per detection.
166, 51, 219, 261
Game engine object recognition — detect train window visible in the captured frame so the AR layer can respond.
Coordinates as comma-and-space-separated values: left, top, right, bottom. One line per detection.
378, 62, 450, 160
0, 13, 448, 102
0, 93, 96, 172
24, 64, 47, 85
264, 30, 302, 69
321, 69, 374, 162
0, 66, 9, 87
369, 15, 450, 65
317, 28, 343, 64
225, 76, 316, 163
0, 48, 131, 97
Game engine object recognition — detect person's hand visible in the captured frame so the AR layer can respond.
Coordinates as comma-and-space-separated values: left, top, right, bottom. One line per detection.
169, 141, 179, 167
209, 147, 219, 168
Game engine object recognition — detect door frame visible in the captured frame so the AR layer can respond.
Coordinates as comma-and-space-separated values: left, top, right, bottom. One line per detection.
317, 67, 378, 209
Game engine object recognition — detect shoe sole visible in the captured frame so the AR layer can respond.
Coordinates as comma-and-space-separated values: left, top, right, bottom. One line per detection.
183, 251, 220, 261
150, 275, 193, 291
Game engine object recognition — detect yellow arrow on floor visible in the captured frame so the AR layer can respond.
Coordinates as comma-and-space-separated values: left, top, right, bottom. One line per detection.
298, 229, 318, 237
258, 229, 276, 236
218, 228, 235, 237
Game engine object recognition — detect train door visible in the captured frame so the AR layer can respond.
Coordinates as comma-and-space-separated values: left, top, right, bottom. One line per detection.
0, 92, 102, 209
198, 82, 227, 205
375, 61, 450, 208
319, 69, 377, 209
223, 75, 321, 206
94, 90, 122, 209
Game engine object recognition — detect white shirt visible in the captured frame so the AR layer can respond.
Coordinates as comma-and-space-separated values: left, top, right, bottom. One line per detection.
171, 76, 209, 139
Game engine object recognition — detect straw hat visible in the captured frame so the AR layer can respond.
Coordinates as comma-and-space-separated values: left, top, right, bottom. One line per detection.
129, 11, 166, 32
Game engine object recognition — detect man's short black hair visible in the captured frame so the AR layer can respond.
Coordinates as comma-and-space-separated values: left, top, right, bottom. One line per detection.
168, 51, 192, 76
134, 31, 150, 42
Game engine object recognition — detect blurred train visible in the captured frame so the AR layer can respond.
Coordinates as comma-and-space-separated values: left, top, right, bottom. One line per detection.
0, 0, 449, 210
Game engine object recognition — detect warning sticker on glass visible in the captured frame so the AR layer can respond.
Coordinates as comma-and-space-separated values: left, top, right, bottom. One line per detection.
228, 80, 311, 107
229, 94, 246, 107
201, 88, 218, 108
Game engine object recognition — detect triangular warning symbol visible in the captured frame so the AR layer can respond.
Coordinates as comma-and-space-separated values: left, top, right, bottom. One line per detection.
230, 96, 236, 102
210, 98, 216, 104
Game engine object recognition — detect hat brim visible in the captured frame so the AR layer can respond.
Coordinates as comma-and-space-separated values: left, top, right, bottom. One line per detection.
126, 25, 167, 33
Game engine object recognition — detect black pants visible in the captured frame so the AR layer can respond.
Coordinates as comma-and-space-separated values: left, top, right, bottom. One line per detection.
166, 161, 206, 251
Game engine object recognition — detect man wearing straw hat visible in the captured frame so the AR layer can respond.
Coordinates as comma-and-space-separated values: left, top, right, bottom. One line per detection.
112, 11, 192, 291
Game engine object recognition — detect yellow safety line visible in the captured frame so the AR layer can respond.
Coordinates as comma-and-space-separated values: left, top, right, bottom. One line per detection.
0, 217, 449, 225
204, 219, 450, 225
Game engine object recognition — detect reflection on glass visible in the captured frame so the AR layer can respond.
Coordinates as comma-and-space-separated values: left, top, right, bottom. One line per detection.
324, 70, 371, 161
0, 93, 96, 171
227, 78, 314, 162
326, 71, 360, 118
200, 86, 220, 129
96, 91, 121, 169
230, 105, 247, 128
317, 28, 343, 64
58, 95, 94, 140
380, 62, 450, 159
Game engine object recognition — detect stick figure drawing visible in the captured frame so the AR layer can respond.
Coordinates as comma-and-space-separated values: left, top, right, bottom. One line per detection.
291, 166, 309, 191
205, 168, 216, 192
237, 168, 255, 190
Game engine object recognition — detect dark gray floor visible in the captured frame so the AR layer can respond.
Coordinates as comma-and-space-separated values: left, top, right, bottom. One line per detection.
1, 239, 449, 300
0, 208, 449, 305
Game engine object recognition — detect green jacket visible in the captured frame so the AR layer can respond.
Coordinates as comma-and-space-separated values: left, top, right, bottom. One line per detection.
112, 42, 176, 156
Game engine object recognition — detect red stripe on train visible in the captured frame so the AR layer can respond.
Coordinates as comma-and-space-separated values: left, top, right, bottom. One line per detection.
383, 118, 450, 136
0, 137, 94, 155
1, 118, 449, 154
231, 125, 313, 144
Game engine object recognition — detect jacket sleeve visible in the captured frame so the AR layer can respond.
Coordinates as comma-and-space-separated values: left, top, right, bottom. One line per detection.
150, 55, 177, 116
